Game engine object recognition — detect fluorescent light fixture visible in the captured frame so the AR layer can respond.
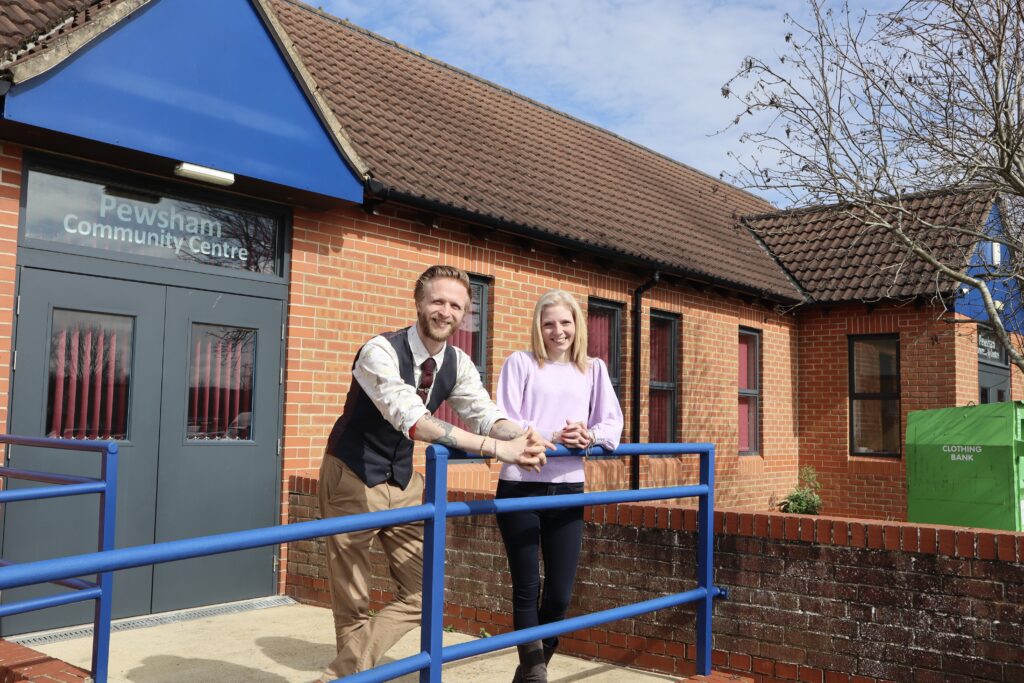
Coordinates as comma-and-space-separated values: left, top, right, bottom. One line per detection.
174, 162, 235, 186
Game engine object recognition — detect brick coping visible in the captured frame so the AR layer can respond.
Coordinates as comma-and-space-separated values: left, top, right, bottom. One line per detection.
0, 639, 89, 682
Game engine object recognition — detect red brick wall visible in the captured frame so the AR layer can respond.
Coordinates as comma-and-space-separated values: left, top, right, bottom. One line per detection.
282, 201, 801, 516
287, 480, 1024, 683
797, 304, 983, 521
0, 144, 21, 438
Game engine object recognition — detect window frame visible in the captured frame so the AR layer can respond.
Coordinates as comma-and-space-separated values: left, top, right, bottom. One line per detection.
649, 310, 679, 443
848, 334, 901, 458
587, 297, 624, 396
738, 327, 761, 456
465, 275, 490, 383
435, 275, 490, 430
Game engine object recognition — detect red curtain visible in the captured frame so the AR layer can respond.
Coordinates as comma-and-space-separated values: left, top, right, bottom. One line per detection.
48, 325, 129, 440
587, 308, 611, 364
650, 319, 671, 383
435, 320, 477, 431
188, 331, 253, 439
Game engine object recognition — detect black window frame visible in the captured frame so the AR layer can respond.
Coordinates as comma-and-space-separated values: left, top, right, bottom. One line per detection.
848, 334, 901, 457
649, 310, 679, 443
738, 327, 761, 456
587, 297, 624, 396
466, 275, 490, 383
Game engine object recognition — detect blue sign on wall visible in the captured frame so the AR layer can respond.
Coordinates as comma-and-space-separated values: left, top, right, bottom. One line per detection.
2, 0, 364, 203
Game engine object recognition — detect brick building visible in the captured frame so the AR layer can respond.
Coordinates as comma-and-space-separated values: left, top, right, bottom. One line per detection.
0, 0, 1017, 635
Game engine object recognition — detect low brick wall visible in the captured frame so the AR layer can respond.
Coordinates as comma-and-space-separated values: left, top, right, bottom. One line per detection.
0, 641, 89, 682
286, 475, 1024, 682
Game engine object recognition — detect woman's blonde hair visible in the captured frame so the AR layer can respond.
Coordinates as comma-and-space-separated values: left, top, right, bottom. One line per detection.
530, 290, 589, 373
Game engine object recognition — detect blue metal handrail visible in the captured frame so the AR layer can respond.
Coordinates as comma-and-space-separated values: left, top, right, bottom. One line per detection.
0, 435, 119, 683
0, 442, 721, 683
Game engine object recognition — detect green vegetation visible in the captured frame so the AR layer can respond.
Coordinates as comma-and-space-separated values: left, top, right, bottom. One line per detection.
778, 466, 822, 515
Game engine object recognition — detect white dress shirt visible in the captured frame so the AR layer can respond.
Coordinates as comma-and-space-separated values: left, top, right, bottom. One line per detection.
351, 326, 507, 439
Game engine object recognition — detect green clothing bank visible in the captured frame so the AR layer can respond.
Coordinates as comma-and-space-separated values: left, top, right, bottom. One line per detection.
907, 402, 1024, 531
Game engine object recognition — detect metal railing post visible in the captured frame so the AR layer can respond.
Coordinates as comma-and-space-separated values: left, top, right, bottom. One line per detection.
90, 441, 118, 683
695, 444, 715, 675
420, 446, 448, 683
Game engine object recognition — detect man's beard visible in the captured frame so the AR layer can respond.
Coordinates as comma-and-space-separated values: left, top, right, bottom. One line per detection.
417, 310, 458, 343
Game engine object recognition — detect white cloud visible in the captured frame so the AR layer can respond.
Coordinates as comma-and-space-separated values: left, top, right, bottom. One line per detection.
321, 0, 898, 205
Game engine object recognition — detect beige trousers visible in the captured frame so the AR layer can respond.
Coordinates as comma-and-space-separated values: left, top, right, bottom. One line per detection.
318, 455, 424, 679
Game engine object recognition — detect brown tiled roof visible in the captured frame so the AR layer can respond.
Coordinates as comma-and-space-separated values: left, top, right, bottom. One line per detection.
0, 0, 101, 65
743, 190, 995, 303
266, 0, 801, 301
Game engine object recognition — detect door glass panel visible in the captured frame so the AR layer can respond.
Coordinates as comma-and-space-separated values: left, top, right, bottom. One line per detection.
188, 325, 256, 440
47, 309, 133, 440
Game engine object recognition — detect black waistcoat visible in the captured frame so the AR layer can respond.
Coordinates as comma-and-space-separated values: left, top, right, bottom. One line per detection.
326, 328, 458, 488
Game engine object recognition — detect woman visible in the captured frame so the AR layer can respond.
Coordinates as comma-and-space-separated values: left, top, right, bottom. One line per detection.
496, 290, 624, 683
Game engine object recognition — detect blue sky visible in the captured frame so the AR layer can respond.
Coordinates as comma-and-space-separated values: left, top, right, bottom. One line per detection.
320, 1, 895, 207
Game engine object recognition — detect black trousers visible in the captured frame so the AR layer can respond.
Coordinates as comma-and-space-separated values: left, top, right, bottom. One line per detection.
495, 479, 585, 648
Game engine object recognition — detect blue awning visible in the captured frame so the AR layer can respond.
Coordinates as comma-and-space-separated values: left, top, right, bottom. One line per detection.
2, 0, 364, 203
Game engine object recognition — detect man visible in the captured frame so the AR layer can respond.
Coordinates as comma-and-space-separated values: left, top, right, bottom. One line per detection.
317, 265, 551, 681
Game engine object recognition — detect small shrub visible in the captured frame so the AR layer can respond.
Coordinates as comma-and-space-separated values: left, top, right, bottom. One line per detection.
778, 466, 822, 514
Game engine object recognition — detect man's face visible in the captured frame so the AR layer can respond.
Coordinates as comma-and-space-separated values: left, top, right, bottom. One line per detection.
416, 277, 470, 343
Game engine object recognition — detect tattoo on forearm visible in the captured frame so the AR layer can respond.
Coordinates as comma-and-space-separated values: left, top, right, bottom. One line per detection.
491, 421, 523, 440
426, 416, 458, 447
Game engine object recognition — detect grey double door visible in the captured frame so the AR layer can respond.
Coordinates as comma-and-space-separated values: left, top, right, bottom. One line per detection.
1, 269, 283, 635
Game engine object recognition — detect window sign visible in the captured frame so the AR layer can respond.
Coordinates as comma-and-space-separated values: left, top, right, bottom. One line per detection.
24, 168, 280, 274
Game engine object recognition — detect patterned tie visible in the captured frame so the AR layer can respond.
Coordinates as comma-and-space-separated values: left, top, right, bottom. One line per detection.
417, 357, 436, 404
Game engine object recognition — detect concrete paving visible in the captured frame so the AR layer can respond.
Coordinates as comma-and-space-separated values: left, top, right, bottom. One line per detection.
27, 600, 679, 682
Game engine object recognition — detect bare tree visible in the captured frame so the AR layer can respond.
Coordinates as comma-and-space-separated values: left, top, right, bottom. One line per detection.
722, 0, 1024, 372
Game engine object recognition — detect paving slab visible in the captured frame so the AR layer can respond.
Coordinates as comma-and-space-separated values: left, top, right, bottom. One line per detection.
27, 601, 679, 682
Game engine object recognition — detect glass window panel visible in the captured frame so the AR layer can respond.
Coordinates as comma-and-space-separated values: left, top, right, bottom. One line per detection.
852, 338, 899, 394
852, 399, 900, 453
739, 332, 758, 390
587, 307, 612, 365
739, 395, 758, 453
47, 309, 133, 440
650, 317, 672, 383
587, 300, 622, 395
649, 389, 673, 443
188, 325, 256, 440
24, 168, 280, 274
435, 278, 487, 430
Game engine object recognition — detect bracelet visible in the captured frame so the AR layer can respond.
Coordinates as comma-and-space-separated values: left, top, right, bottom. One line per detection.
479, 435, 488, 457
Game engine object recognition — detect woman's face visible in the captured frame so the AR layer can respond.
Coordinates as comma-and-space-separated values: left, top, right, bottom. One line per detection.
540, 304, 575, 360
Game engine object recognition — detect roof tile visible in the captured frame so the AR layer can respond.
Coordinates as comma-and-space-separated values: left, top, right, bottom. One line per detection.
744, 190, 993, 303
0, 0, 97, 63
267, 0, 801, 301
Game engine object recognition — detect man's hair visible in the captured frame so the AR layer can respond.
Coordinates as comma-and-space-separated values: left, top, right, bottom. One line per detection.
530, 289, 589, 373
413, 265, 472, 303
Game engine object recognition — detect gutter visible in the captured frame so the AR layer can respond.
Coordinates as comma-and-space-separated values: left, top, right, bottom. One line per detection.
630, 271, 660, 490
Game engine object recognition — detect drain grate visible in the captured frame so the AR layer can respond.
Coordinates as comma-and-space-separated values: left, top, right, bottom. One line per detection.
10, 595, 297, 647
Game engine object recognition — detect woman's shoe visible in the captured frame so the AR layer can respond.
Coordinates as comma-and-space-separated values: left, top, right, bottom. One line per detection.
515, 641, 548, 683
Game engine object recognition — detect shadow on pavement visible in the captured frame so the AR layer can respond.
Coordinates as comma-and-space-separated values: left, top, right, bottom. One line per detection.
256, 636, 334, 674
124, 654, 291, 682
